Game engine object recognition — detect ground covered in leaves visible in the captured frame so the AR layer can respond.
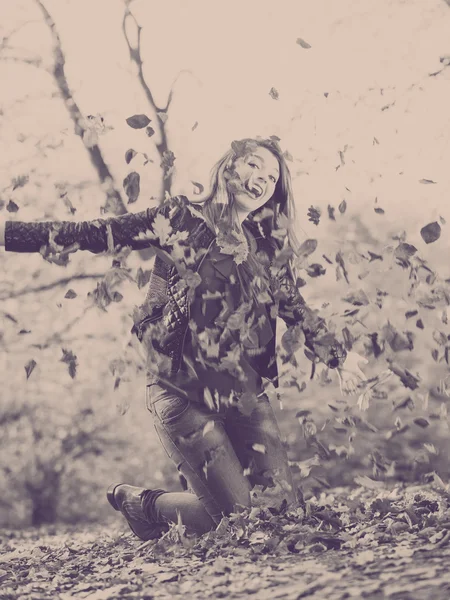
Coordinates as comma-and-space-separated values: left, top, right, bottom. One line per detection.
2, 483, 450, 599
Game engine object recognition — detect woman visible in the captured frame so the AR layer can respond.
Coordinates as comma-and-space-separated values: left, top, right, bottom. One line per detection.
0, 137, 366, 540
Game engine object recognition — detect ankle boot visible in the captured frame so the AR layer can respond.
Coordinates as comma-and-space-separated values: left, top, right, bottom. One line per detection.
107, 483, 168, 541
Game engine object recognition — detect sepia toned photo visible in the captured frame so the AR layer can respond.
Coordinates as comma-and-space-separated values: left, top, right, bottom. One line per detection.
1, 1, 450, 598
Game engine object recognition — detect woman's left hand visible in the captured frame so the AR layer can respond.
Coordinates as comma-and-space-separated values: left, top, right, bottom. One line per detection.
336, 351, 368, 396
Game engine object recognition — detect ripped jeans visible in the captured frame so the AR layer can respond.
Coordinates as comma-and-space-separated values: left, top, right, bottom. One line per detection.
145, 383, 296, 535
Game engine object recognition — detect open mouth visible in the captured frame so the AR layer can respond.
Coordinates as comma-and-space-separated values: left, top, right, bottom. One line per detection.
245, 182, 263, 198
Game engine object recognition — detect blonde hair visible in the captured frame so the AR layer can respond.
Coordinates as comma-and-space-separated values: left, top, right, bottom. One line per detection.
191, 137, 301, 301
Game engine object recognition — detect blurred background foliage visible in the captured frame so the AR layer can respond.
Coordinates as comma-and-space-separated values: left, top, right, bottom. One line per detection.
1, 0, 450, 527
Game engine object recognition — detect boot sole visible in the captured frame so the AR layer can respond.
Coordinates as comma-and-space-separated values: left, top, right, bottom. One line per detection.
106, 483, 123, 511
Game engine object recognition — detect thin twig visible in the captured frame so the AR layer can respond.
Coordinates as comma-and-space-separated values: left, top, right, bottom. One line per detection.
0, 272, 105, 301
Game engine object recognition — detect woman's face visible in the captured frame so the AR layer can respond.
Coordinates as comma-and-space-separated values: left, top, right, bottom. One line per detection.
228, 146, 280, 213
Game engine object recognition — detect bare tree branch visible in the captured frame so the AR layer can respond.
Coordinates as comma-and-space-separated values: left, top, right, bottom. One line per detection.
0, 53, 42, 68
35, 0, 128, 216
0, 272, 104, 301
122, 1, 174, 199
0, 20, 42, 49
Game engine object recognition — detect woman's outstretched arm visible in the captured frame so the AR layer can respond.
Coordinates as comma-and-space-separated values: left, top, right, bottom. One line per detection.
274, 261, 347, 370
0, 195, 187, 255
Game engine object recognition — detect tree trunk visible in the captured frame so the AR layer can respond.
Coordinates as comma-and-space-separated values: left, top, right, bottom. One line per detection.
28, 470, 62, 526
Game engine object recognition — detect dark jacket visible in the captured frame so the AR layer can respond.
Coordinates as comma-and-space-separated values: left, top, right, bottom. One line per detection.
5, 195, 347, 388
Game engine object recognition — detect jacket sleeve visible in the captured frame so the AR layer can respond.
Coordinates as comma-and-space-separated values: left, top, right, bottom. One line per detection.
275, 261, 347, 369
4, 195, 187, 255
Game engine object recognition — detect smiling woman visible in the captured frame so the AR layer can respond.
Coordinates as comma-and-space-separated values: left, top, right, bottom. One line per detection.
0, 136, 366, 540
231, 147, 280, 213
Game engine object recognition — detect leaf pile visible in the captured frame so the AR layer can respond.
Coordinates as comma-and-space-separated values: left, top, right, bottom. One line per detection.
2, 483, 450, 599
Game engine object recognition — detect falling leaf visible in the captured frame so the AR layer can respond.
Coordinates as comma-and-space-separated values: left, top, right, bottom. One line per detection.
388, 361, 420, 390
419, 178, 437, 184
328, 205, 336, 220
6, 200, 19, 213
343, 290, 370, 306
64, 289, 77, 299
298, 238, 318, 260
116, 401, 130, 416
191, 181, 204, 195
338, 200, 347, 214
296, 37, 312, 49
12, 175, 29, 190
24, 359, 37, 380
374, 207, 385, 214
151, 213, 173, 244
357, 389, 372, 411
203, 421, 215, 436
281, 325, 305, 354
252, 443, 267, 454
106, 223, 115, 253
424, 443, 438, 455
269, 87, 279, 100
192, 121, 198, 131
60, 193, 76, 215
307, 206, 321, 225
433, 330, 447, 346
160, 150, 176, 178
306, 263, 326, 277
136, 267, 152, 289
296, 409, 311, 420
335, 252, 349, 284
125, 149, 137, 164
382, 322, 414, 352
283, 150, 293, 162
405, 310, 418, 319
394, 396, 415, 411
126, 114, 151, 129
420, 222, 441, 244
394, 242, 417, 267
146, 126, 155, 137
60, 348, 78, 379
413, 417, 429, 428
123, 171, 140, 203
203, 387, 215, 411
